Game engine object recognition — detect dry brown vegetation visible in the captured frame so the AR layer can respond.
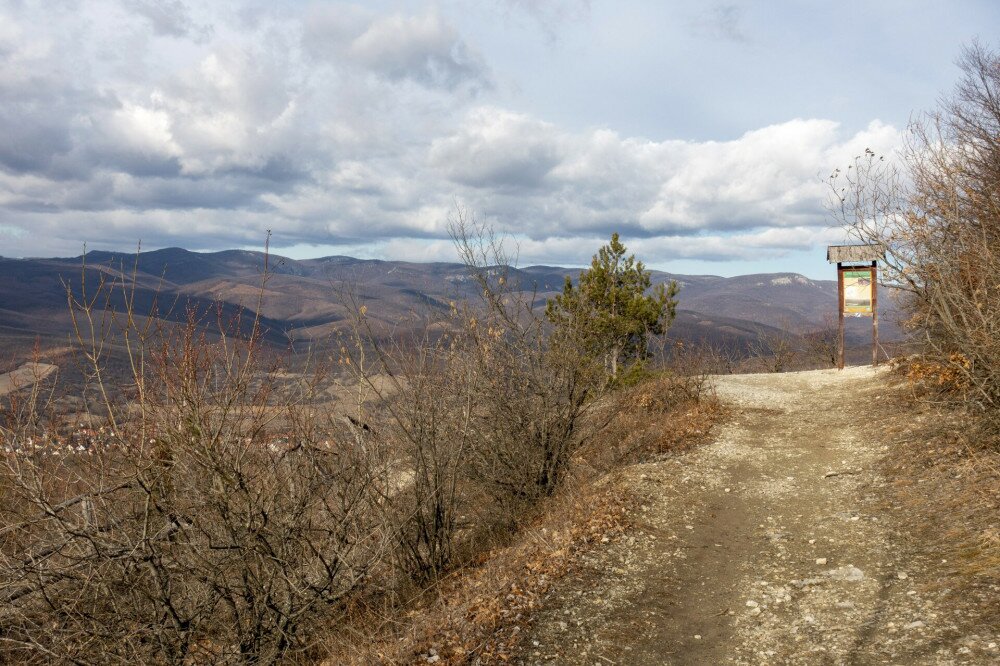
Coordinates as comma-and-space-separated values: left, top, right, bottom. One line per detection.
831, 41, 1000, 597
0, 279, 387, 663
322, 374, 719, 665
873, 365, 1000, 626
833, 41, 1000, 440
0, 223, 717, 664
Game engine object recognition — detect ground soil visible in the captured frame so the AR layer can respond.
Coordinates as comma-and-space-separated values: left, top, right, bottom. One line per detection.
519, 367, 999, 665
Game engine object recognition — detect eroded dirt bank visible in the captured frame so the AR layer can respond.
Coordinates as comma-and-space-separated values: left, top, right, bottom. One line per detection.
520, 367, 999, 665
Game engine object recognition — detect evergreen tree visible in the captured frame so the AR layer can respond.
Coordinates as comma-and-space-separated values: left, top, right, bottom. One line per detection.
546, 233, 678, 383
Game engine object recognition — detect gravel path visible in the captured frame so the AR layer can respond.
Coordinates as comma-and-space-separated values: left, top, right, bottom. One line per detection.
520, 367, 999, 665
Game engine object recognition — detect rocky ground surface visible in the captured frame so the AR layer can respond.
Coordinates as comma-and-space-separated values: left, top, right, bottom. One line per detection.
519, 366, 1000, 665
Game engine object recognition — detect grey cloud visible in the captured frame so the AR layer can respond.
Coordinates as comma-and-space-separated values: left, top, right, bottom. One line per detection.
692, 4, 749, 43
430, 108, 563, 189
304, 7, 492, 92
377, 225, 841, 268
300, 3, 372, 57
84, 110, 184, 178
427, 114, 901, 245
87, 151, 182, 179
0, 1, 905, 267
30, 162, 306, 214
113, 175, 284, 211
498, 0, 591, 42
124, 0, 212, 40
351, 12, 490, 91
0, 74, 110, 177
0, 111, 73, 173
4, 200, 62, 214
0, 0, 487, 225
436, 142, 561, 189
225, 156, 309, 185
0, 40, 315, 219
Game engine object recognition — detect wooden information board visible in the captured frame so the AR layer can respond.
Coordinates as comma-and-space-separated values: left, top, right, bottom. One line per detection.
828, 245, 882, 369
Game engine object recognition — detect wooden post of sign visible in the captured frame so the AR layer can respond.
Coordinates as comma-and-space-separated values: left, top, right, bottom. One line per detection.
828, 245, 881, 370
871, 260, 879, 366
837, 262, 845, 370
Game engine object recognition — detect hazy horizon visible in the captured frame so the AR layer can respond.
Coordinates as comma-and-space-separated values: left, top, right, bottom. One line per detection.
3, 242, 858, 281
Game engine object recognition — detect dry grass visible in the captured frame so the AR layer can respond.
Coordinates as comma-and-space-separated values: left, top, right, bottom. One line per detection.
320, 384, 721, 665
875, 367, 1000, 618
329, 483, 632, 665
585, 373, 723, 467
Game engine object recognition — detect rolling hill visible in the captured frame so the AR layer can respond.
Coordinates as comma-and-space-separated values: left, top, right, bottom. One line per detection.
0, 248, 904, 367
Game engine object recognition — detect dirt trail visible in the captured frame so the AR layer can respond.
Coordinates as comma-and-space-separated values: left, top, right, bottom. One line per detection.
522, 367, 999, 665
0, 363, 57, 397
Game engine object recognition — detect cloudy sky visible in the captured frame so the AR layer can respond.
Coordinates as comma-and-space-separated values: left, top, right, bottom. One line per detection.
0, 1, 996, 277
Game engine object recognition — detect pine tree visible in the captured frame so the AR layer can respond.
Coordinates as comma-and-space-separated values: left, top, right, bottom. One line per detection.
546, 233, 678, 384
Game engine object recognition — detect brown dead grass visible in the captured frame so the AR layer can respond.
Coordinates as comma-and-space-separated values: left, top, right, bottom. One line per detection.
875, 367, 1000, 615
588, 374, 723, 466
320, 381, 722, 665
331, 483, 633, 665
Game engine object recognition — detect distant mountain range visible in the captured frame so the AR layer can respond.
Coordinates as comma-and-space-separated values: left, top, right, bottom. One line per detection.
0, 247, 903, 364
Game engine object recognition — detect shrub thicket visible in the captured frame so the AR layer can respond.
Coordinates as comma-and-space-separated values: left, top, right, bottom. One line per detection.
1, 280, 387, 663
0, 220, 687, 662
832, 41, 1000, 443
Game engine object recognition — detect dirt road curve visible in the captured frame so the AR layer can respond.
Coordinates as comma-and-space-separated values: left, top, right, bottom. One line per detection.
523, 367, 999, 665
0, 363, 57, 397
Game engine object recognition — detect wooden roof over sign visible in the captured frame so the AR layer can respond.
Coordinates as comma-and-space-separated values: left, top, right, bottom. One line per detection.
826, 244, 883, 264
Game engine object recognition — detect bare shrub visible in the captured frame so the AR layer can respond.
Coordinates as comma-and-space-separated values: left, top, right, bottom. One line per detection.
337, 313, 474, 582
449, 215, 600, 515
336, 213, 605, 584
1, 221, 711, 662
0, 258, 389, 663
657, 341, 723, 398
801, 313, 840, 369
326, 368, 719, 664
832, 41, 1000, 442
745, 319, 800, 373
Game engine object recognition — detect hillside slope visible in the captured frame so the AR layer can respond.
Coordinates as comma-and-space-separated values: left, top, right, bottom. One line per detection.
1, 249, 903, 360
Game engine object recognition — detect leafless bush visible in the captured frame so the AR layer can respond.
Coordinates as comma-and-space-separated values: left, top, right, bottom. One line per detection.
449, 215, 600, 515
801, 313, 840, 368
0, 256, 390, 663
746, 320, 800, 373
660, 340, 728, 391
337, 311, 473, 582
1, 220, 715, 661
337, 213, 604, 583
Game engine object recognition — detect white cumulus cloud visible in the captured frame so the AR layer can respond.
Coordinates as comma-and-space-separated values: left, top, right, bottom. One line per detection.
0, 0, 905, 270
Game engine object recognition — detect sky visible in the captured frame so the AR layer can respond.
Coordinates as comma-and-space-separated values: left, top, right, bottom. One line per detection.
0, 1, 997, 278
